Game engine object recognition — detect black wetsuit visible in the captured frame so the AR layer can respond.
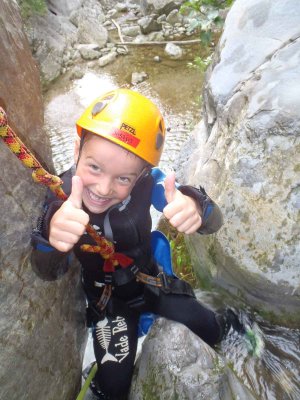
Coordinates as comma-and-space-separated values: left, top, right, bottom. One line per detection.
31, 166, 223, 399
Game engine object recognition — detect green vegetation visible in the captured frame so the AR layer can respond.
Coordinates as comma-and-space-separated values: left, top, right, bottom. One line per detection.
158, 219, 198, 287
17, 0, 46, 19
181, 0, 235, 71
169, 231, 198, 288
188, 54, 213, 72
141, 362, 166, 400
255, 307, 300, 328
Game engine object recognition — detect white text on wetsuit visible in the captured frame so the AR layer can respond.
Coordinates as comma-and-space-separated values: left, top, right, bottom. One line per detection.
112, 316, 129, 363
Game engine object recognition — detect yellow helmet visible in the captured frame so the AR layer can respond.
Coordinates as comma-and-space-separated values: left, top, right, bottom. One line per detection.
76, 88, 165, 166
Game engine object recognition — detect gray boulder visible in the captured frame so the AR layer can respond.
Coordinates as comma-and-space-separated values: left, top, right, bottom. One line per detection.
24, 0, 107, 86
122, 24, 142, 37
69, 0, 106, 27
138, 14, 162, 34
0, 1, 86, 399
98, 51, 117, 66
78, 19, 108, 47
181, 0, 300, 325
166, 8, 183, 25
140, 0, 183, 16
26, 10, 77, 85
46, 0, 83, 16
130, 318, 256, 399
78, 43, 102, 60
164, 42, 183, 59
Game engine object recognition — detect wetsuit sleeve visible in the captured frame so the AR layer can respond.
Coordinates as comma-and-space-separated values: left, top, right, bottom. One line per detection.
30, 197, 71, 281
178, 185, 223, 234
150, 167, 223, 234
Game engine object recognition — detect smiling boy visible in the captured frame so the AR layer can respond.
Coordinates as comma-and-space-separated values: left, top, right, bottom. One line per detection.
31, 89, 231, 399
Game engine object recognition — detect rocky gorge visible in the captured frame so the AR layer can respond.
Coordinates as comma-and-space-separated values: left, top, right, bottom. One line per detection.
0, 0, 299, 399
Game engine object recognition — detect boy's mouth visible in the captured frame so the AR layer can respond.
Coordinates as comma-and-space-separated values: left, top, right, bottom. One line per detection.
86, 189, 112, 205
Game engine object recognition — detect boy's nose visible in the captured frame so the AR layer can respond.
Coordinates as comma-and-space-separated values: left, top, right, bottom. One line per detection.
96, 178, 113, 196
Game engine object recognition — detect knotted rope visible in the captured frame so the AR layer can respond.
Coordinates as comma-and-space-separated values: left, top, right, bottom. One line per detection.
0, 107, 133, 278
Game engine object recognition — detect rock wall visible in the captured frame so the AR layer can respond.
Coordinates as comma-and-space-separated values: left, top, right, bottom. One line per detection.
181, 0, 300, 325
130, 318, 256, 399
0, 1, 86, 399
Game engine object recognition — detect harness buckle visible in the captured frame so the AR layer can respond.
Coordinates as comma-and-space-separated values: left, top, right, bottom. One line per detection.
104, 274, 113, 284
158, 272, 171, 293
130, 264, 139, 275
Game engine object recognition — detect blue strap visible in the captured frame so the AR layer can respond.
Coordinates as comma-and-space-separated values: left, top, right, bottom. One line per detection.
151, 167, 180, 211
151, 168, 167, 211
138, 313, 157, 337
138, 230, 175, 337
36, 243, 55, 253
150, 230, 175, 277
203, 202, 213, 221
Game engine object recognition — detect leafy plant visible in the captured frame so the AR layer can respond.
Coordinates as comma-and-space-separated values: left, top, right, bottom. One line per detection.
17, 0, 47, 19
180, 0, 234, 45
181, 0, 234, 71
188, 54, 212, 72
155, 221, 197, 288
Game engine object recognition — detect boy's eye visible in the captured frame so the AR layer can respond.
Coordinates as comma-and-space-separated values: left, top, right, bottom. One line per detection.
118, 176, 131, 185
89, 164, 100, 171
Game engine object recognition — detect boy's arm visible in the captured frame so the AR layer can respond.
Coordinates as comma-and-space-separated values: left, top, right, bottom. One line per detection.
31, 200, 71, 281
151, 168, 223, 234
177, 185, 223, 234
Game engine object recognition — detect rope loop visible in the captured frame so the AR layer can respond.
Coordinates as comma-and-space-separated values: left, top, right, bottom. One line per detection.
0, 106, 134, 277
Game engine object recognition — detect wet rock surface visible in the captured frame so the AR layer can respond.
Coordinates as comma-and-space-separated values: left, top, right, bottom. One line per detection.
180, 0, 300, 324
130, 318, 256, 400
0, 1, 86, 399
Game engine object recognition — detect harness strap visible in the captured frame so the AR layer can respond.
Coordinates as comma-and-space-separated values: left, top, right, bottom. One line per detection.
136, 271, 162, 287
92, 270, 195, 318
113, 264, 139, 286
137, 271, 195, 297
96, 284, 112, 311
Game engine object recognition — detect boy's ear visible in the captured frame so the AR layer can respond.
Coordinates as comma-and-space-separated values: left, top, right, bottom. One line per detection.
74, 137, 80, 163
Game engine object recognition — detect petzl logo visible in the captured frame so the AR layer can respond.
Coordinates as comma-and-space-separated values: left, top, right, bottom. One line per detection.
120, 123, 136, 135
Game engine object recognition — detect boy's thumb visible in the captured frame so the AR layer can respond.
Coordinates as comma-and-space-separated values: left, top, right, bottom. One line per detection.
164, 172, 177, 204
68, 176, 83, 209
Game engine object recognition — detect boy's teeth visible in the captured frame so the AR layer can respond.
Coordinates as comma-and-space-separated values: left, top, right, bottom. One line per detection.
90, 191, 102, 200
89, 190, 110, 202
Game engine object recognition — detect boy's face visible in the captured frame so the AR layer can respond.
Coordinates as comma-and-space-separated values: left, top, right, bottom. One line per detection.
74, 134, 146, 214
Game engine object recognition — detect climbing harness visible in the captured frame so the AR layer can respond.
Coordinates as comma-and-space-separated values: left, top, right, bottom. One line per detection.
0, 107, 132, 309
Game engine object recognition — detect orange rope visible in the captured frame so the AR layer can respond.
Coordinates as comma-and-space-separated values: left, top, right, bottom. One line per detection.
0, 107, 133, 273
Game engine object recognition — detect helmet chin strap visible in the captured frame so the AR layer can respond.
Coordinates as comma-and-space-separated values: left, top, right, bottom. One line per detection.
135, 164, 151, 185
76, 129, 88, 168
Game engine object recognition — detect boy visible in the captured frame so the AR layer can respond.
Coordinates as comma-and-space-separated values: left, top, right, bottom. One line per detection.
31, 88, 232, 399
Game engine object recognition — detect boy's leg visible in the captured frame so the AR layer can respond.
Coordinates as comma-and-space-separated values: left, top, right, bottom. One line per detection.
144, 288, 222, 346
92, 299, 139, 399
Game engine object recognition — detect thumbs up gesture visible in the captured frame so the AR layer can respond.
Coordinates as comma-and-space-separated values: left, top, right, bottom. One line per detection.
49, 176, 90, 252
163, 172, 202, 234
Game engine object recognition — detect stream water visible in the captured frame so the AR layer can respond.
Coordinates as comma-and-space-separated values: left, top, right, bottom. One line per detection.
43, 45, 299, 400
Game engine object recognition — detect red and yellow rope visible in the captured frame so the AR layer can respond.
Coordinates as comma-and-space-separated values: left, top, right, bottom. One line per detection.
0, 107, 133, 273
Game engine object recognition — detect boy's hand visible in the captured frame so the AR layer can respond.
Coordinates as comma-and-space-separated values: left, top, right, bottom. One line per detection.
49, 176, 89, 252
163, 172, 202, 234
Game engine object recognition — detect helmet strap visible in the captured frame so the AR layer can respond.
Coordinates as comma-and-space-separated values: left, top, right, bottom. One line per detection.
76, 130, 87, 168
